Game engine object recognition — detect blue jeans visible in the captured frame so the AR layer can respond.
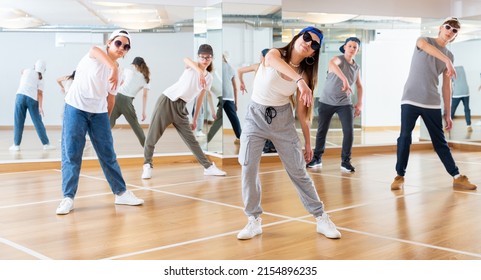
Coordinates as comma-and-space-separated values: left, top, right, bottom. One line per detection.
451, 96, 471, 126
13, 94, 50, 145
61, 104, 126, 198
395, 104, 459, 177
313, 102, 354, 162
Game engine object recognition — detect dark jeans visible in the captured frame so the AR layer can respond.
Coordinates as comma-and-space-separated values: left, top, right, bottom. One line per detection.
450, 96, 471, 126
313, 102, 354, 162
207, 97, 242, 142
395, 104, 459, 177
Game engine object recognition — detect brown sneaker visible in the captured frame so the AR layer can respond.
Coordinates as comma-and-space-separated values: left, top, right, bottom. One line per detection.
453, 175, 477, 190
391, 175, 404, 190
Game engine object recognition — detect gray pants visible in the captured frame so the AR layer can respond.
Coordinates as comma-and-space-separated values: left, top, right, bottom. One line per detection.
238, 101, 325, 218
144, 94, 212, 168
110, 93, 146, 147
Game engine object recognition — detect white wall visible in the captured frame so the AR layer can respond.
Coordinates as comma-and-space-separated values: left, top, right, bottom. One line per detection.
0, 31, 193, 127
362, 29, 420, 127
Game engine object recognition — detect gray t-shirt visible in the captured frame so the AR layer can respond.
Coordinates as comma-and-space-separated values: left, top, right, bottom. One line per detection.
452, 66, 469, 98
222, 61, 236, 101
401, 37, 454, 108
320, 55, 360, 106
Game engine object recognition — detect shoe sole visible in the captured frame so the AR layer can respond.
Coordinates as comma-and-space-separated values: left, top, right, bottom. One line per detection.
453, 184, 477, 190
115, 201, 144, 206
237, 230, 262, 240
56, 208, 73, 215
340, 167, 355, 172
307, 164, 322, 169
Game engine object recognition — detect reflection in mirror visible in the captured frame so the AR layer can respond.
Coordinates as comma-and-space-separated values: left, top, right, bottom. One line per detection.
419, 18, 481, 143
221, 3, 281, 156
193, 4, 223, 155
0, 2, 195, 163
282, 12, 422, 148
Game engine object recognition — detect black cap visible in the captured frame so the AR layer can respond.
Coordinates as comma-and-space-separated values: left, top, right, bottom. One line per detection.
132, 57, 145, 66
198, 44, 213, 56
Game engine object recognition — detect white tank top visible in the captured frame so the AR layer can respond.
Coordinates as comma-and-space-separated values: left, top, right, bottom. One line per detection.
251, 63, 297, 106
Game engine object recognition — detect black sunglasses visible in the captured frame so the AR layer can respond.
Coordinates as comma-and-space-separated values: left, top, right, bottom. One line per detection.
444, 24, 459, 34
114, 40, 131, 51
302, 32, 321, 51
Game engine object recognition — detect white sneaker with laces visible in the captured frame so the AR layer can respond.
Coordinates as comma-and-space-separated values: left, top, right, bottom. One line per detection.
316, 213, 341, 239
9, 145, 20, 151
195, 130, 206, 137
204, 162, 226, 176
237, 216, 262, 240
43, 144, 56, 150
115, 190, 144, 205
142, 163, 152, 179
56, 197, 74, 215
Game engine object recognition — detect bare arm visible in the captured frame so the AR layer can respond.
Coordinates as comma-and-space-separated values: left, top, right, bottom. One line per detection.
232, 76, 238, 111
107, 94, 115, 117
296, 93, 313, 162
328, 56, 352, 95
56, 76, 67, 94
354, 70, 363, 117
141, 88, 148, 121
192, 89, 207, 130
442, 70, 453, 130
37, 90, 44, 117
237, 63, 258, 94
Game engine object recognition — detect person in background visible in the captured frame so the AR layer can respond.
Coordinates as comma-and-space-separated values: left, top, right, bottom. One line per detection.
237, 26, 341, 240
207, 53, 242, 144
390, 17, 477, 191
141, 44, 226, 180
56, 29, 144, 215
450, 65, 472, 132
9, 59, 56, 151
110, 56, 151, 147
306, 37, 363, 172
57, 70, 76, 96
237, 48, 276, 153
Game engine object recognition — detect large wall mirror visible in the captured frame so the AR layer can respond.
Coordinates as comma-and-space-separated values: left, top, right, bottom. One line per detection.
0, 1, 197, 163
282, 10, 423, 148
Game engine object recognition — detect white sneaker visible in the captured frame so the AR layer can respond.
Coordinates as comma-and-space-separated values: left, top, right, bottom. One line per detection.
56, 197, 74, 215
115, 190, 144, 205
142, 163, 152, 179
237, 216, 262, 240
43, 144, 56, 150
195, 130, 206, 137
9, 145, 20, 151
204, 162, 226, 176
316, 213, 341, 239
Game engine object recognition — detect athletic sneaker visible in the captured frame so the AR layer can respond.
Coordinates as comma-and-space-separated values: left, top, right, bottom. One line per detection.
9, 145, 20, 151
43, 144, 56, 150
195, 130, 206, 137
204, 162, 226, 176
141, 163, 152, 179
306, 158, 322, 168
115, 190, 144, 205
340, 160, 355, 172
56, 197, 74, 215
237, 216, 262, 240
391, 175, 404, 190
316, 213, 341, 239
453, 175, 477, 190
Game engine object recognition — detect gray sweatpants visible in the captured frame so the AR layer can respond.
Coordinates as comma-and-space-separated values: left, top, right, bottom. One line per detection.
144, 94, 212, 168
110, 93, 146, 147
238, 101, 325, 218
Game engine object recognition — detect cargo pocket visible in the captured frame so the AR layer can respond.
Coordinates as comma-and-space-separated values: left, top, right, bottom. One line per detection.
238, 136, 250, 166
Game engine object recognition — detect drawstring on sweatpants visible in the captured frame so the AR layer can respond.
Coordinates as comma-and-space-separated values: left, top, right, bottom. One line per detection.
264, 107, 277, 124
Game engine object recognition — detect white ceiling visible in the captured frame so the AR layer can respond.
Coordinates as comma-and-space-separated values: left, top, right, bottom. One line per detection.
0, 0, 280, 29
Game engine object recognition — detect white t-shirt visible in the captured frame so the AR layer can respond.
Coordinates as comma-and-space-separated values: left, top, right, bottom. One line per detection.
65, 46, 120, 113
118, 66, 150, 98
16, 68, 44, 101
163, 67, 212, 103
